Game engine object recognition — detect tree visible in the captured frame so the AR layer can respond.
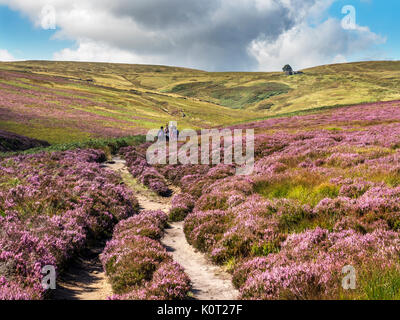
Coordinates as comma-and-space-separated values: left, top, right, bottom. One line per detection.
282, 64, 293, 73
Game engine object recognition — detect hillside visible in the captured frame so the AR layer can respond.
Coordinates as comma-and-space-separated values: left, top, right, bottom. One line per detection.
1, 60, 400, 144
0, 130, 49, 152
162, 60, 400, 113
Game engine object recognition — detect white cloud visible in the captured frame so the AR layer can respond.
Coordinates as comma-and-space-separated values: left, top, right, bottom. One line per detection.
0, 49, 15, 61
0, 0, 387, 71
248, 19, 386, 71
53, 40, 156, 64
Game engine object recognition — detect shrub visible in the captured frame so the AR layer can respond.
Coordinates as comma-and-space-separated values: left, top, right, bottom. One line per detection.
0, 149, 138, 299
184, 210, 232, 253
238, 228, 400, 300
101, 210, 191, 300
102, 235, 170, 294
121, 146, 171, 196
114, 210, 168, 240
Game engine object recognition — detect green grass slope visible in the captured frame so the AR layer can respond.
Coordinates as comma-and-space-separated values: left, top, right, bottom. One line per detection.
0, 61, 260, 144
0, 60, 400, 145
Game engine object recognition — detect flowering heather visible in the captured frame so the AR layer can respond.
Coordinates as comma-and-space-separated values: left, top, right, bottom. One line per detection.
5, 99, 400, 300
236, 228, 400, 299
184, 210, 232, 253
0, 71, 145, 140
138, 101, 400, 300
0, 149, 139, 299
101, 210, 191, 300
113, 210, 168, 240
169, 193, 196, 222
121, 146, 171, 196
109, 262, 191, 300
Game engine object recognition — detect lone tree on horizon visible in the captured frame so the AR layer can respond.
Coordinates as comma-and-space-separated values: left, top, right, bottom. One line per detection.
282, 64, 293, 73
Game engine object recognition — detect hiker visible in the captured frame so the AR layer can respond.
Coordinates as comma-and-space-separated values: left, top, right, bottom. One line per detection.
157, 126, 166, 141
170, 123, 178, 141
165, 124, 170, 142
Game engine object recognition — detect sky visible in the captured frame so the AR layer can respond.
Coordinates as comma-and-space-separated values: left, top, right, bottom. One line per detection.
0, 0, 398, 71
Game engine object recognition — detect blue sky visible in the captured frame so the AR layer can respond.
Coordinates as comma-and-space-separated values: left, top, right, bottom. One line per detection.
0, 6, 73, 60
0, 0, 398, 71
328, 0, 400, 60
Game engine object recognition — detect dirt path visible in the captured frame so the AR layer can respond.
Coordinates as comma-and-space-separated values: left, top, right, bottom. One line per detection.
161, 223, 238, 300
55, 156, 238, 300
108, 157, 238, 300
53, 245, 113, 300
104, 157, 171, 212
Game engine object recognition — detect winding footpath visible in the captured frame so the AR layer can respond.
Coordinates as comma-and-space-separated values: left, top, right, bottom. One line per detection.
53, 245, 112, 300
54, 157, 238, 300
161, 222, 238, 300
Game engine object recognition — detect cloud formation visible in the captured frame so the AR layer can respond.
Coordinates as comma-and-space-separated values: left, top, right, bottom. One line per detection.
249, 18, 386, 71
0, 49, 15, 61
0, 0, 386, 71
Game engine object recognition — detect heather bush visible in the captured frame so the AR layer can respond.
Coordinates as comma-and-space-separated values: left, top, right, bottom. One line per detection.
184, 210, 232, 253
110, 262, 191, 300
0, 149, 139, 299
326, 153, 365, 168
169, 208, 189, 222
163, 102, 400, 300
334, 178, 373, 198
101, 210, 191, 300
210, 197, 305, 264
232, 257, 269, 289
102, 235, 170, 293
113, 210, 168, 240
0, 277, 42, 300
169, 193, 195, 222
238, 228, 400, 300
158, 164, 210, 187
121, 146, 171, 196
195, 193, 230, 212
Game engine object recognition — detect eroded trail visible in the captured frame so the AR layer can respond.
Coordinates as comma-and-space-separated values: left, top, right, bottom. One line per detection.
55, 156, 237, 300
53, 245, 112, 300
161, 223, 238, 300
109, 157, 238, 300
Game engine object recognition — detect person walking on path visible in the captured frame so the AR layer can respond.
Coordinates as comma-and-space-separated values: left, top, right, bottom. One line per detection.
170, 123, 178, 141
165, 124, 170, 142
157, 126, 166, 142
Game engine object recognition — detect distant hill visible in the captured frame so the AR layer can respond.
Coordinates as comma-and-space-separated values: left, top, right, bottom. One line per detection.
0, 60, 399, 144
0, 130, 49, 152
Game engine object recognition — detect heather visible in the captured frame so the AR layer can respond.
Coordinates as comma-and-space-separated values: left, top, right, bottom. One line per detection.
0, 149, 139, 299
0, 62, 261, 144
150, 101, 400, 299
121, 146, 171, 196
4, 60, 400, 139
169, 193, 196, 222
113, 210, 168, 240
235, 229, 400, 300
4, 98, 400, 300
101, 210, 191, 300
